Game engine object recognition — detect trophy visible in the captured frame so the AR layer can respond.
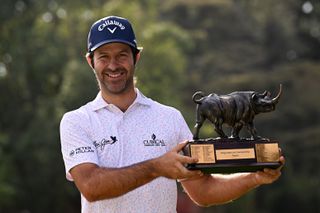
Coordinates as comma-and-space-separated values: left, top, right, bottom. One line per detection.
183, 85, 283, 173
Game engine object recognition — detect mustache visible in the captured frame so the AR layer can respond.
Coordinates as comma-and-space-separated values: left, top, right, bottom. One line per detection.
103, 67, 127, 73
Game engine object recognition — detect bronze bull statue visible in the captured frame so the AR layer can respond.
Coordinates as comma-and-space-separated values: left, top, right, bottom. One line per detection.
192, 85, 282, 140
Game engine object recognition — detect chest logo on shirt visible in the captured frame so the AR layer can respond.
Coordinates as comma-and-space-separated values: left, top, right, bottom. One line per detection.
93, 136, 118, 151
143, 134, 166, 146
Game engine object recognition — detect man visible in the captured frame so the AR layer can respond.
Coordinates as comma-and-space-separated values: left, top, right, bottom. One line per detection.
60, 16, 284, 213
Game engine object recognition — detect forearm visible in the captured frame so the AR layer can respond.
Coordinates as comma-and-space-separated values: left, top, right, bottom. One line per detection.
182, 173, 259, 206
71, 142, 203, 202
72, 159, 158, 202
182, 156, 284, 207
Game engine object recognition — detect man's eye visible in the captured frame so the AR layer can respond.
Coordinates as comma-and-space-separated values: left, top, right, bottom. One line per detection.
119, 53, 128, 58
98, 55, 107, 59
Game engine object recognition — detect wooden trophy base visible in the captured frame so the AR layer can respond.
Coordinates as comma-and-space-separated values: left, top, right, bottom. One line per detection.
183, 138, 281, 174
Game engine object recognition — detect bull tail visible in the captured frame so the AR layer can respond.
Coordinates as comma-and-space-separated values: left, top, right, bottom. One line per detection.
192, 91, 205, 104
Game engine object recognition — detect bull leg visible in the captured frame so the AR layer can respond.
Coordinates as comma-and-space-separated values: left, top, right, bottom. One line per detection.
214, 118, 227, 138
193, 122, 202, 140
193, 115, 205, 140
231, 122, 243, 139
247, 122, 261, 140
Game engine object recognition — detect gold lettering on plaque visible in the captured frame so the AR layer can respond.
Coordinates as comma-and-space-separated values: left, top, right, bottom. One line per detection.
190, 144, 215, 163
256, 143, 279, 162
216, 148, 255, 160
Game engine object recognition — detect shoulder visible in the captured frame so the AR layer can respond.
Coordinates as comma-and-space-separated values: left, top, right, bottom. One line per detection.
146, 99, 188, 128
60, 102, 93, 128
149, 99, 183, 117
136, 89, 181, 116
60, 92, 106, 125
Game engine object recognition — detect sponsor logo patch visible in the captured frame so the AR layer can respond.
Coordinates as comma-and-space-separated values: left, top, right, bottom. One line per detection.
69, 146, 94, 157
93, 136, 118, 151
143, 134, 166, 146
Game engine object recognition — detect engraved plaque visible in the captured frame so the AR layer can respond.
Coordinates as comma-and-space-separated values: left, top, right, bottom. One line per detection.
256, 143, 279, 162
216, 148, 255, 160
190, 144, 215, 163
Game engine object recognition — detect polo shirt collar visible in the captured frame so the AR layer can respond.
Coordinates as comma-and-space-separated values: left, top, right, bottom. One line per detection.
91, 88, 152, 111
132, 88, 153, 107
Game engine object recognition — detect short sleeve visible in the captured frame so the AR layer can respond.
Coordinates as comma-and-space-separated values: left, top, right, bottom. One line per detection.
60, 111, 99, 181
175, 111, 193, 142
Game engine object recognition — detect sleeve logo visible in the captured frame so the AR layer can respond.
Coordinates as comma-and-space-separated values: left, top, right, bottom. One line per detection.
93, 136, 118, 151
69, 146, 94, 157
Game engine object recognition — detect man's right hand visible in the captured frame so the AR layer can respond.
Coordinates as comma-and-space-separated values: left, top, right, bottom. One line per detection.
152, 141, 203, 180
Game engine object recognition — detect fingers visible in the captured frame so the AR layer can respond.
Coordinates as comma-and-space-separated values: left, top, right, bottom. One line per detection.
172, 141, 189, 152
255, 166, 282, 185
178, 174, 205, 182
263, 168, 281, 177
279, 147, 282, 155
172, 141, 200, 163
276, 157, 284, 172
178, 155, 199, 164
165, 142, 198, 164
175, 155, 203, 180
175, 163, 203, 180
155, 141, 204, 180
177, 172, 203, 181
279, 156, 285, 165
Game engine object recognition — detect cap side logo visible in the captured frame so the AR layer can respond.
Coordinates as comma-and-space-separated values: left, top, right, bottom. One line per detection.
107, 27, 117, 34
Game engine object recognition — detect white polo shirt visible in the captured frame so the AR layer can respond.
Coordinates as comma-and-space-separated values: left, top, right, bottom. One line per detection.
60, 89, 193, 213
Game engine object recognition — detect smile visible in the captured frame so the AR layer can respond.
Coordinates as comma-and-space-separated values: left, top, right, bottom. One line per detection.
106, 72, 124, 78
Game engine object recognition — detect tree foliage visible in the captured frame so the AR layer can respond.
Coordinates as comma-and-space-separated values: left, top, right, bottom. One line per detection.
0, 0, 319, 212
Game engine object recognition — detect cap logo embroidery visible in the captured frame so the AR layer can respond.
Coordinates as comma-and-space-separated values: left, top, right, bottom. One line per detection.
107, 27, 117, 34
98, 19, 126, 31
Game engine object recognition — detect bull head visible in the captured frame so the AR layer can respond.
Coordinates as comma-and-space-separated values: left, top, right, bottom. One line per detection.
251, 84, 283, 113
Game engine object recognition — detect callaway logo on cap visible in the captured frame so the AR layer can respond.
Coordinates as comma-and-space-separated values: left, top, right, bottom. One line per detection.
87, 16, 141, 53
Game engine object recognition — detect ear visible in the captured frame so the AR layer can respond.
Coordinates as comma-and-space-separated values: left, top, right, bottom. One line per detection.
251, 93, 258, 101
86, 53, 94, 69
135, 51, 141, 64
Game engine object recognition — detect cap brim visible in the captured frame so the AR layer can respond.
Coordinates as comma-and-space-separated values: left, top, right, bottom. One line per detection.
89, 39, 141, 53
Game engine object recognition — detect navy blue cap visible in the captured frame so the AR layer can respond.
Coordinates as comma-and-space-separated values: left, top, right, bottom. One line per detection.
87, 16, 141, 53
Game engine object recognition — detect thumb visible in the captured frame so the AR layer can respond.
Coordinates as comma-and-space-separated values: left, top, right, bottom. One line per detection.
172, 141, 189, 152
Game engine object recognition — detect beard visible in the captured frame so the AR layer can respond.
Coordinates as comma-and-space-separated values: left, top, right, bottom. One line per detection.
94, 67, 135, 95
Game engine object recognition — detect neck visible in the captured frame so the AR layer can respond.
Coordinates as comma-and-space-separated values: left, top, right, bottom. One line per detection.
101, 88, 137, 112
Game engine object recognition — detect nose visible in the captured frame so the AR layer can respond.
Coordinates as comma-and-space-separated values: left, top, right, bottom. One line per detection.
107, 58, 119, 71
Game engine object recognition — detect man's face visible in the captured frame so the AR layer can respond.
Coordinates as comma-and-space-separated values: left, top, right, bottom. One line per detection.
92, 43, 135, 95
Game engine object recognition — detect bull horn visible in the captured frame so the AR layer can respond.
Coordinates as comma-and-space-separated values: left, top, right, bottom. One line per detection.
261, 91, 268, 97
271, 84, 283, 104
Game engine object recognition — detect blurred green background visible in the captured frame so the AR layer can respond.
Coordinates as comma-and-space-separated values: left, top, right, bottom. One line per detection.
0, 0, 319, 212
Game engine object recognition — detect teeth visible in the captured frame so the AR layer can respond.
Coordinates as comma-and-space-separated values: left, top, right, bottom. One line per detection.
107, 73, 122, 78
